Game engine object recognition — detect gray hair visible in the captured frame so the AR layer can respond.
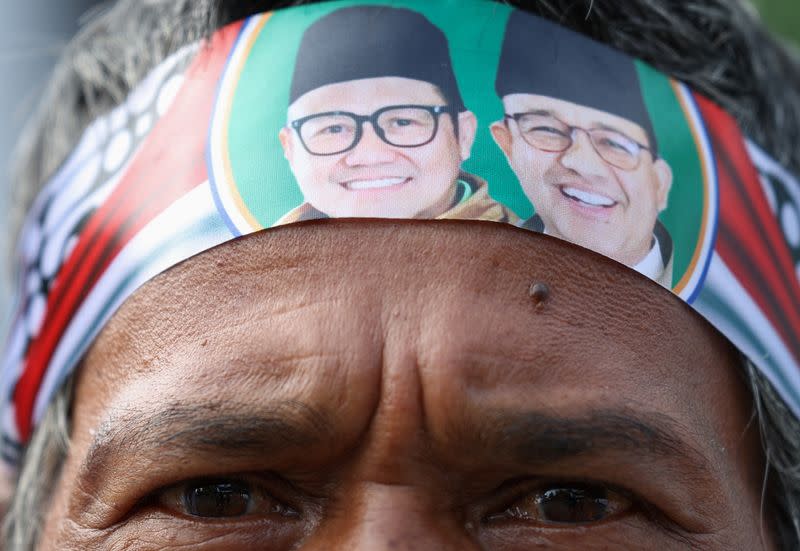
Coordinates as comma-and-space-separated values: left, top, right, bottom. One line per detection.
3, 0, 800, 549
747, 360, 800, 546
2, 377, 71, 549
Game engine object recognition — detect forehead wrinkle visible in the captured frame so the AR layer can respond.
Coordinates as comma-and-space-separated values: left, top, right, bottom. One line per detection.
127, 229, 341, 314
91, 296, 350, 389
94, 237, 374, 363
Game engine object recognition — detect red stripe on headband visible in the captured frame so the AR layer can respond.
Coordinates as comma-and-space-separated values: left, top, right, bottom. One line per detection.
697, 94, 800, 365
13, 23, 244, 440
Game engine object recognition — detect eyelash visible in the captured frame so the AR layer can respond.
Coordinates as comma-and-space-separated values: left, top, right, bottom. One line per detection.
140, 473, 305, 523
481, 477, 647, 527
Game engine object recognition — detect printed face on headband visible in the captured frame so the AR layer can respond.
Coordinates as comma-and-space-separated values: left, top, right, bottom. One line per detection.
279, 77, 477, 219
492, 94, 673, 267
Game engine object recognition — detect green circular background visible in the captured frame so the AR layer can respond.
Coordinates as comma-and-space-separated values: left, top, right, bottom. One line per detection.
225, 0, 707, 287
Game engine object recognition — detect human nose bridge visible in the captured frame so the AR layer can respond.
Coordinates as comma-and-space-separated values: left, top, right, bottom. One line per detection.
345, 119, 396, 165
310, 484, 478, 551
559, 127, 607, 173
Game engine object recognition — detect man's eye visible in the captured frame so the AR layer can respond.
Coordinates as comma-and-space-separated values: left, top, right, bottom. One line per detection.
488, 482, 632, 526
184, 481, 252, 518
596, 134, 637, 154
321, 125, 346, 135
157, 478, 300, 520
529, 125, 565, 136
603, 139, 630, 152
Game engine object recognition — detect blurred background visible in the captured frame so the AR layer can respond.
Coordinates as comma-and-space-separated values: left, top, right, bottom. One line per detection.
755, 0, 800, 44
0, 0, 799, 327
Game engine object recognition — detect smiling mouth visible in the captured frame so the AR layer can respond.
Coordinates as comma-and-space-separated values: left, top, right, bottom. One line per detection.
343, 177, 410, 191
559, 186, 617, 208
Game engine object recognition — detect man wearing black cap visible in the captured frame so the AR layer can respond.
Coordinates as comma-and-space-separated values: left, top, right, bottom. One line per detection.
277, 6, 513, 223
491, 10, 674, 287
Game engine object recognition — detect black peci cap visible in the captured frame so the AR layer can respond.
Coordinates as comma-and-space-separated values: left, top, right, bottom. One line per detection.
495, 10, 658, 153
289, 6, 466, 111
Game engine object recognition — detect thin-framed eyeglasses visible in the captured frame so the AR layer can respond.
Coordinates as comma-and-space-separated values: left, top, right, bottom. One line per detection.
505, 112, 655, 171
291, 104, 458, 156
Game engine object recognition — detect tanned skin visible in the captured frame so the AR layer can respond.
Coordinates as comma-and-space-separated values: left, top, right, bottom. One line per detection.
39, 221, 769, 550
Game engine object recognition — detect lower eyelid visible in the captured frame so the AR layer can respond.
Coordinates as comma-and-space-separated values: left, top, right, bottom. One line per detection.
481, 480, 641, 526
95, 509, 311, 551
149, 476, 303, 521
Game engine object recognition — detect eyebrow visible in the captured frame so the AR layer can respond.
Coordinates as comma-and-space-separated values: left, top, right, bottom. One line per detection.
525, 108, 554, 117
81, 399, 333, 478
593, 121, 643, 142
473, 409, 711, 474
80, 403, 711, 490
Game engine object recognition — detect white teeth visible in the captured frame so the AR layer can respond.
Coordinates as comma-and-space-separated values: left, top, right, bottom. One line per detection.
562, 186, 615, 207
347, 177, 407, 190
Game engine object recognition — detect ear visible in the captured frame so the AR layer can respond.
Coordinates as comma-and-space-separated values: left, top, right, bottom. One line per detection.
653, 158, 673, 212
456, 111, 478, 162
490, 120, 513, 161
278, 126, 294, 165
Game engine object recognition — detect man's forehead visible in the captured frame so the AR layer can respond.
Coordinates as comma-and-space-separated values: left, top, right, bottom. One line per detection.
288, 76, 447, 117
74, 222, 751, 497
504, 93, 651, 143
85, 222, 731, 405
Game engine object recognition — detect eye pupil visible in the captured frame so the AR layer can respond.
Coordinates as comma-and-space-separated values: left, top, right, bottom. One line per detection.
184, 481, 251, 518
538, 485, 611, 523
489, 482, 629, 526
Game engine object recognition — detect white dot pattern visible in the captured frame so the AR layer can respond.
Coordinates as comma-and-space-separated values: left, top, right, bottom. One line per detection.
103, 130, 133, 174
20, 224, 42, 265
1, 46, 199, 453
43, 155, 101, 234
157, 74, 185, 117
109, 107, 129, 132
756, 167, 800, 284
63, 235, 80, 262
25, 294, 46, 337
136, 113, 153, 137
25, 271, 41, 295
782, 203, 800, 249
759, 173, 778, 213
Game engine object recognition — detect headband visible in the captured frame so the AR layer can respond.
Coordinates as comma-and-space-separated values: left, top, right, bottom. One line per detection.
2, 0, 800, 465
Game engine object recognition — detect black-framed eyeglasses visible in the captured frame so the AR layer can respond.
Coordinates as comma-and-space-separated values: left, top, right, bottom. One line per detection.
290, 105, 458, 156
505, 112, 654, 171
